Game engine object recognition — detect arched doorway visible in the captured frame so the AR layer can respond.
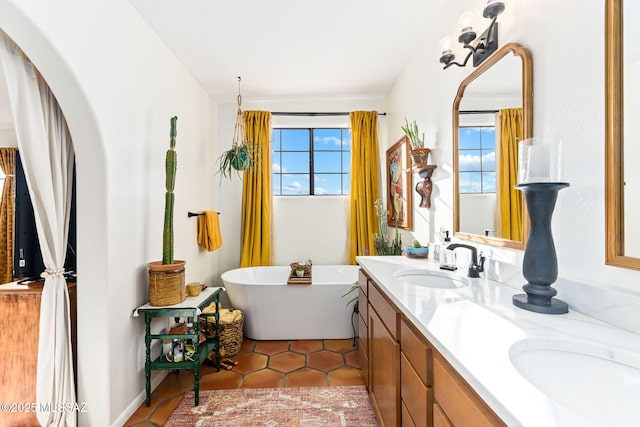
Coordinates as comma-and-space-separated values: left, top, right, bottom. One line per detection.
0, 2, 111, 425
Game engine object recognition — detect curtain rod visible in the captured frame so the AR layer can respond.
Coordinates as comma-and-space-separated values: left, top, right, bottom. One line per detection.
459, 110, 499, 114
271, 112, 386, 117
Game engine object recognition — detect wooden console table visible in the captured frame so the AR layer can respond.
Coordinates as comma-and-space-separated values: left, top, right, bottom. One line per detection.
134, 286, 222, 406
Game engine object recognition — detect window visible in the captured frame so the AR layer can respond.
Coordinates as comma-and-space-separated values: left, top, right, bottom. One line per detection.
458, 126, 496, 193
272, 128, 351, 195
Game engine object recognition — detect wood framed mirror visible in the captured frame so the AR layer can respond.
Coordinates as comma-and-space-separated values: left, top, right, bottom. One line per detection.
605, 0, 640, 270
452, 42, 533, 250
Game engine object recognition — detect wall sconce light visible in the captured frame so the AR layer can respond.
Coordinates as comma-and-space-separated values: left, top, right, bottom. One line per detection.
439, 0, 506, 69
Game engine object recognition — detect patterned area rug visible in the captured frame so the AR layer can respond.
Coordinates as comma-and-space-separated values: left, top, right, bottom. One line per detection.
165, 386, 379, 426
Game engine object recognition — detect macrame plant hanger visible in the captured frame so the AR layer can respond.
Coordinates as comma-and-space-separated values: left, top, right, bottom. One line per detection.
217, 76, 253, 178
232, 76, 247, 151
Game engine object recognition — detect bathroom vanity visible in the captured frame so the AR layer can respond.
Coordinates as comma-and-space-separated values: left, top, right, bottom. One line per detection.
358, 266, 502, 427
356, 256, 640, 427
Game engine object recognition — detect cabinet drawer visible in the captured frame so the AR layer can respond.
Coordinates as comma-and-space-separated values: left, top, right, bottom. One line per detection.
434, 354, 505, 427
369, 282, 399, 340
401, 353, 432, 427
433, 403, 453, 427
359, 288, 368, 325
401, 318, 432, 386
358, 269, 369, 296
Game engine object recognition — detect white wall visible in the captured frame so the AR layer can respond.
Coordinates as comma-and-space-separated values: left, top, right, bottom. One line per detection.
0, 128, 16, 146
214, 97, 385, 273
460, 193, 496, 236
272, 196, 349, 265
386, 0, 640, 298
0, 1, 215, 425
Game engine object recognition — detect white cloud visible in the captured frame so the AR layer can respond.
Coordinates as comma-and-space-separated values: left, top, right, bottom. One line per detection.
314, 136, 343, 147
459, 153, 481, 170
273, 162, 293, 177
284, 181, 304, 194
483, 151, 496, 169
459, 151, 495, 170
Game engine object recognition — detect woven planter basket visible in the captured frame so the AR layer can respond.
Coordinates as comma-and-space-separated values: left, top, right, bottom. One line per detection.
148, 261, 186, 306
200, 309, 244, 358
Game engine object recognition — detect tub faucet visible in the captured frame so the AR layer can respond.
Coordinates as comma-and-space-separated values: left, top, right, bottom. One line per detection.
446, 244, 485, 278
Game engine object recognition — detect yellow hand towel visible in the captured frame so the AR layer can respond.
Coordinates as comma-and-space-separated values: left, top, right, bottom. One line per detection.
197, 210, 223, 252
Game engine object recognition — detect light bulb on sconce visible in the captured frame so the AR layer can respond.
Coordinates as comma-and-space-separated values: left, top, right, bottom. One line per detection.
484, 0, 506, 19
438, 36, 455, 66
457, 11, 478, 45
439, 0, 506, 70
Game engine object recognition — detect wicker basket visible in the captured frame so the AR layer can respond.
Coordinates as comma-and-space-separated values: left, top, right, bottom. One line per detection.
148, 261, 186, 306
186, 282, 203, 297
200, 309, 244, 358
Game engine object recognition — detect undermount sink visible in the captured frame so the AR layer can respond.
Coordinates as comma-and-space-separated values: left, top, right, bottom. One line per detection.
393, 269, 469, 289
509, 339, 640, 425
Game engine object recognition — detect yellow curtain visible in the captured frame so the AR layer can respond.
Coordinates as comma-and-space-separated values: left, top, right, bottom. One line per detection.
497, 108, 523, 241
240, 111, 272, 267
0, 148, 16, 283
348, 111, 380, 264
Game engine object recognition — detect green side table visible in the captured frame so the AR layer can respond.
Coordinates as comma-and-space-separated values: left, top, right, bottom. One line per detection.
134, 286, 222, 406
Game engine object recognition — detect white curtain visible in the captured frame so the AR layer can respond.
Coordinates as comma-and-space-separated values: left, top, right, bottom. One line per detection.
0, 32, 76, 426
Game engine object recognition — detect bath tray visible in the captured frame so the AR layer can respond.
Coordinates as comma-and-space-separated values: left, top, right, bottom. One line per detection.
287, 270, 312, 285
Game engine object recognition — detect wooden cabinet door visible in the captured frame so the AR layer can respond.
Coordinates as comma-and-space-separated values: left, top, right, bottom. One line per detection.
369, 306, 400, 427
433, 403, 454, 427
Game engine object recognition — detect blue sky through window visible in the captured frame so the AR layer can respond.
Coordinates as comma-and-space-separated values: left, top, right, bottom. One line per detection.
459, 126, 496, 193
272, 128, 351, 195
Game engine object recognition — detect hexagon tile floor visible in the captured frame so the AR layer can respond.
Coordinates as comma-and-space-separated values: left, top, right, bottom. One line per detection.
124, 338, 364, 426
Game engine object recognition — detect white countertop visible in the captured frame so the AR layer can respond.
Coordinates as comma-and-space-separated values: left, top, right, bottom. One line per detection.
356, 255, 640, 427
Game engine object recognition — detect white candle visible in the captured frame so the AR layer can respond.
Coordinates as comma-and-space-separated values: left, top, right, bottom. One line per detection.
519, 137, 565, 183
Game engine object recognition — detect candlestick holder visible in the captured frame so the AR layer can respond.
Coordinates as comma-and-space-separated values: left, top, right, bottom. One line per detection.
513, 182, 569, 314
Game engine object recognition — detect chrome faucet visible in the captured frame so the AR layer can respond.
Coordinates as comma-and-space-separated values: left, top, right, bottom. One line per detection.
446, 244, 485, 278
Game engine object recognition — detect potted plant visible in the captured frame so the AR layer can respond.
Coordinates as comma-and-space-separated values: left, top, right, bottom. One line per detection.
402, 117, 430, 165
148, 116, 186, 306
372, 199, 403, 255
218, 142, 253, 178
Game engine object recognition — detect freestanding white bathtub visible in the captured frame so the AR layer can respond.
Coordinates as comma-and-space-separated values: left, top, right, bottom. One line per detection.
221, 265, 360, 340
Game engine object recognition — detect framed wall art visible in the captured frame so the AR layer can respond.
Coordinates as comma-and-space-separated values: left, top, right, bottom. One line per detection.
386, 135, 412, 230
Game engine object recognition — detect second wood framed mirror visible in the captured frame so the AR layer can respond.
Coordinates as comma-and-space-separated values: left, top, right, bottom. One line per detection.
452, 42, 533, 250
605, 0, 640, 270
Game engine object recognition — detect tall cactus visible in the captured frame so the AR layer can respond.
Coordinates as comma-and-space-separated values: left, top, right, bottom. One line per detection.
162, 116, 178, 265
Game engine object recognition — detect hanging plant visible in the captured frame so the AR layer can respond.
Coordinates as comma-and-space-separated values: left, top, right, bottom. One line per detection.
218, 142, 253, 178
217, 76, 255, 179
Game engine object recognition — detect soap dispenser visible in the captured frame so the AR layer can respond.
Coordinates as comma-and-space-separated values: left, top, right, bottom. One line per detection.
440, 249, 457, 271
439, 231, 457, 270
433, 228, 450, 261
